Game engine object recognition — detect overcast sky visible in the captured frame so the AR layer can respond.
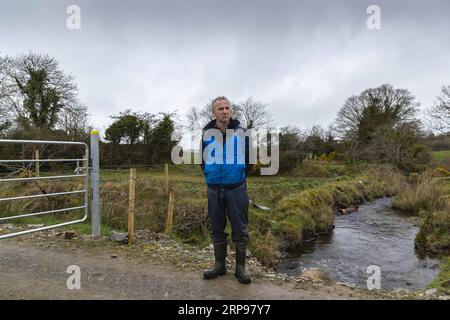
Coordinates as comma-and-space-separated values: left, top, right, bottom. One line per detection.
1, 0, 450, 134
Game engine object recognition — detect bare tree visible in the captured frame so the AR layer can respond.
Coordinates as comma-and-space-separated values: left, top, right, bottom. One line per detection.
429, 84, 450, 134
0, 69, 12, 135
0, 57, 6, 99
370, 121, 430, 171
185, 98, 231, 131
335, 83, 419, 142
0, 57, 14, 134
234, 96, 271, 129
186, 105, 211, 131
0, 52, 78, 130
56, 102, 90, 140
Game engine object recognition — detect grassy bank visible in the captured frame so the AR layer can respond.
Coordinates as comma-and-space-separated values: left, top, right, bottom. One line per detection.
248, 165, 403, 266
427, 257, 450, 294
391, 169, 450, 293
392, 171, 450, 256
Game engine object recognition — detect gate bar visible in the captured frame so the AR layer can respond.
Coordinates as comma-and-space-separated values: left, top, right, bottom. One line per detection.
0, 190, 86, 202
0, 159, 85, 163
0, 174, 86, 183
0, 205, 86, 221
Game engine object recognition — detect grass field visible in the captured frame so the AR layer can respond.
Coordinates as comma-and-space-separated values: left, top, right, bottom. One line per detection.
0, 162, 403, 259
0, 162, 367, 231
432, 150, 450, 164
0, 164, 316, 234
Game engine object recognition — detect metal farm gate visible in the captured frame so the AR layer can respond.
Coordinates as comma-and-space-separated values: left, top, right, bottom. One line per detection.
0, 139, 90, 239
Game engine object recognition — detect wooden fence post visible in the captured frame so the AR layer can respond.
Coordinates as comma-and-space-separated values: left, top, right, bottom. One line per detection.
164, 163, 169, 194
128, 168, 136, 245
165, 192, 175, 234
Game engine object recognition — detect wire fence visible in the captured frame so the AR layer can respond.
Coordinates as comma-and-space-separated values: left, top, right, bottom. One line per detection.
0, 142, 209, 241
97, 164, 209, 241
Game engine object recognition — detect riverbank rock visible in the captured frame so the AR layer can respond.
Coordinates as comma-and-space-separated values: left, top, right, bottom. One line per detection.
0, 224, 18, 231
300, 268, 330, 283
109, 231, 128, 243
27, 224, 45, 229
425, 288, 438, 296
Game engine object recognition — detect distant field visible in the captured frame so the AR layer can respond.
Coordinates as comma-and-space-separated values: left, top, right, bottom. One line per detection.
432, 150, 450, 163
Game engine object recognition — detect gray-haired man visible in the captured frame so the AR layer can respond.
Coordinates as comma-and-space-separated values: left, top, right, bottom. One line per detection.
201, 96, 252, 284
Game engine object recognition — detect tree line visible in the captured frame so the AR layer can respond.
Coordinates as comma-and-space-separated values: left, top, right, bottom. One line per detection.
1, 52, 449, 172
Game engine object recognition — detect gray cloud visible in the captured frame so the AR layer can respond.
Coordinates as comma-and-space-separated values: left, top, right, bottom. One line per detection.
1, 0, 449, 132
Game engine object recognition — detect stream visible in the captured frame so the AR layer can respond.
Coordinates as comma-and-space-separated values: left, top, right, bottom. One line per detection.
276, 197, 441, 291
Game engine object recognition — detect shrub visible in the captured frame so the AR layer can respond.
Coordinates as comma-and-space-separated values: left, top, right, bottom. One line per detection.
416, 210, 450, 255
292, 162, 331, 178
392, 171, 449, 213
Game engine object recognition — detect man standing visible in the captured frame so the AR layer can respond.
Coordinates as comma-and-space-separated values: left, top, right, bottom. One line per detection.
201, 96, 252, 284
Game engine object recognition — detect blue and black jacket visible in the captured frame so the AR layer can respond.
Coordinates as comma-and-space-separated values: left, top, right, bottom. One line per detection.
201, 118, 252, 189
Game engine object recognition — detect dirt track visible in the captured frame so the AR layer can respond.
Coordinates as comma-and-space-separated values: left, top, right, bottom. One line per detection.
0, 237, 385, 300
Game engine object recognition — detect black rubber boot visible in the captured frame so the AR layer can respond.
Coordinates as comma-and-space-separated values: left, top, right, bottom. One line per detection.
234, 245, 251, 284
203, 242, 227, 279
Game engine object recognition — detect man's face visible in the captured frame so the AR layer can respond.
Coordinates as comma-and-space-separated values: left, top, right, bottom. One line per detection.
212, 99, 231, 123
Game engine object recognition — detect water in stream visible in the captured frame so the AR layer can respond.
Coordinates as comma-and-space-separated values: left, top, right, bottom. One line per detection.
276, 197, 441, 291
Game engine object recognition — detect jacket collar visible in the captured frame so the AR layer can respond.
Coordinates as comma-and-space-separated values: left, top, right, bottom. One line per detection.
203, 118, 241, 131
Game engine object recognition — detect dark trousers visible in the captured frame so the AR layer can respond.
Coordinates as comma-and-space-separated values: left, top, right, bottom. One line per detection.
207, 183, 249, 246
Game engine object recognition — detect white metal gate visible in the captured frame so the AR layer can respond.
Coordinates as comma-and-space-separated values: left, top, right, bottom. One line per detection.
0, 139, 89, 239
